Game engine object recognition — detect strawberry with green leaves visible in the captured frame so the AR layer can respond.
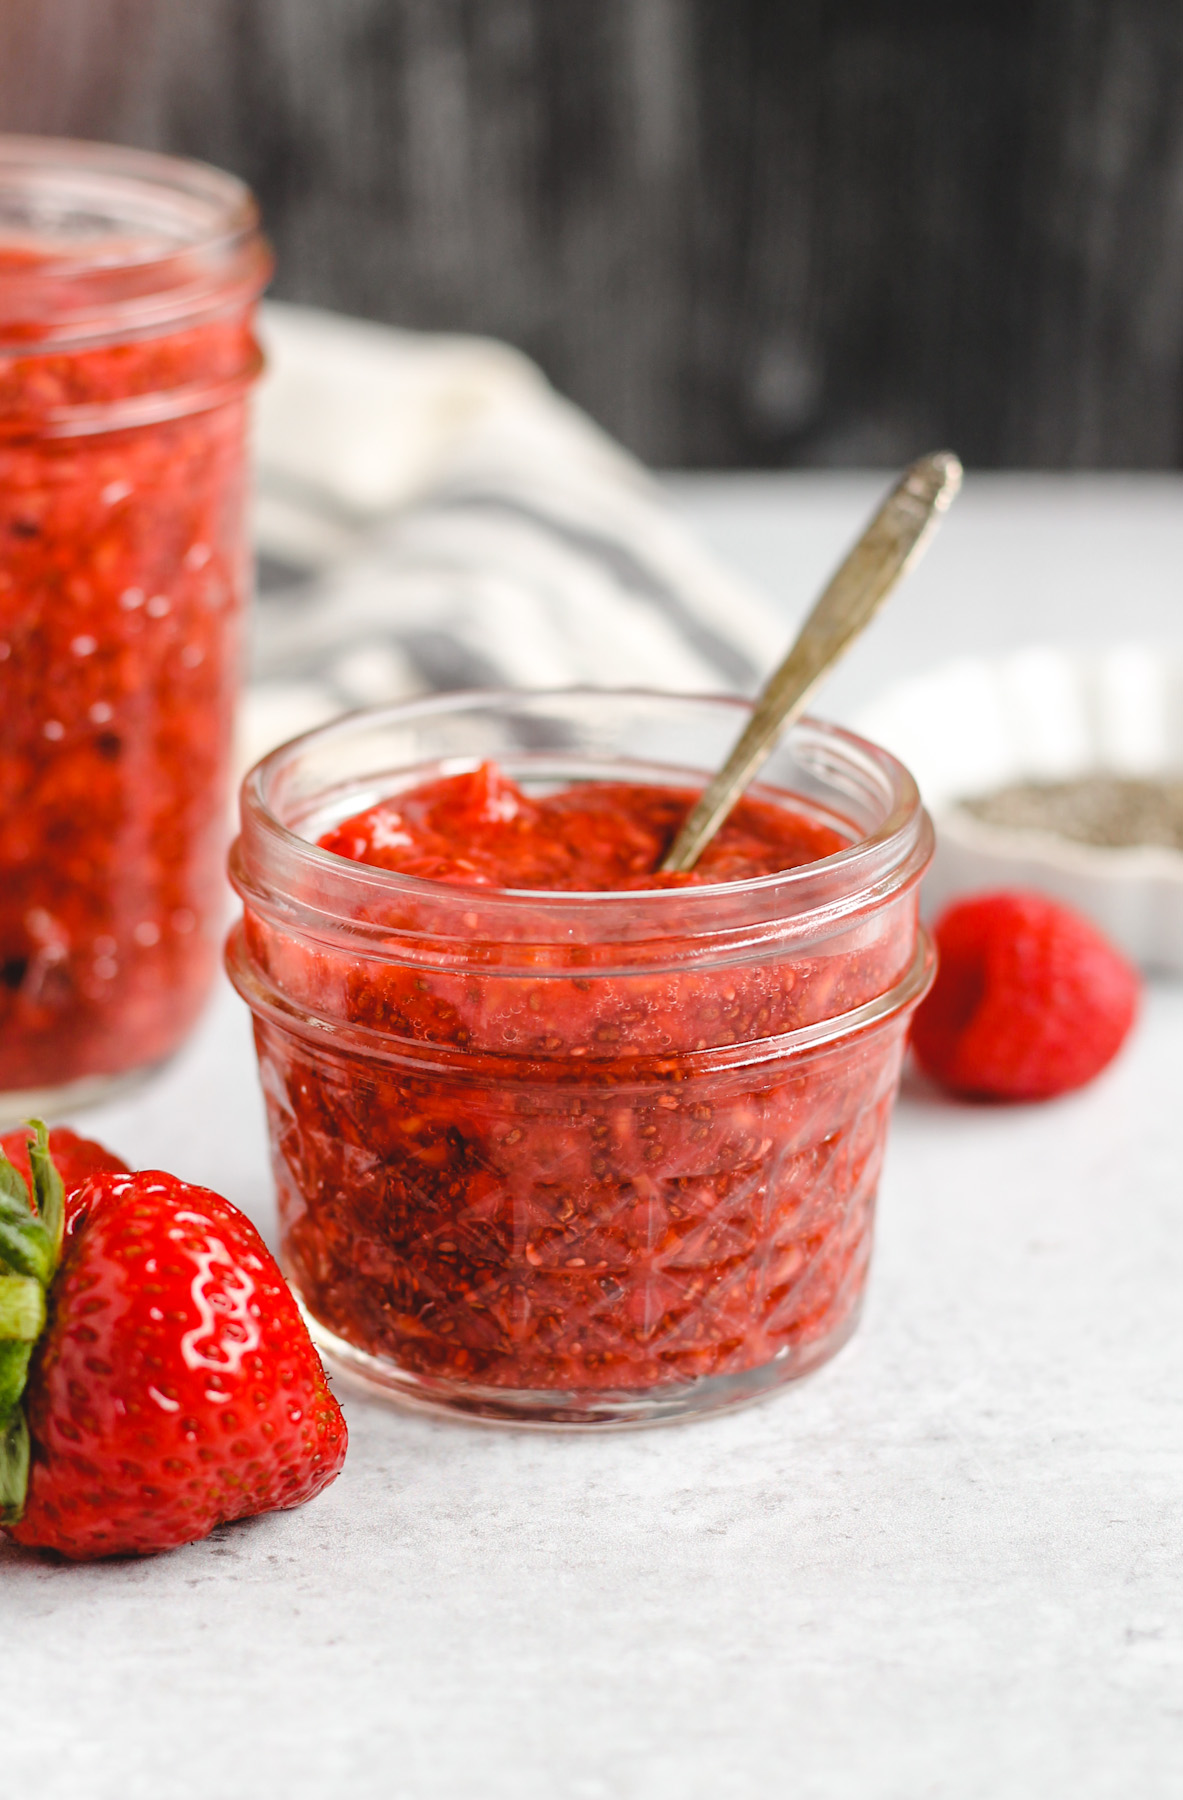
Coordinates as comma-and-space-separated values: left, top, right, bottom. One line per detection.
0, 1124, 346, 1560
0, 1125, 129, 1218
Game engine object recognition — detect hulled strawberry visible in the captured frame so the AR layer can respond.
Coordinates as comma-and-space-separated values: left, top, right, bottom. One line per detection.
0, 1124, 347, 1560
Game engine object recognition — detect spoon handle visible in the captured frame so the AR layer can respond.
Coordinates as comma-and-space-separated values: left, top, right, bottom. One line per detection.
660, 449, 963, 873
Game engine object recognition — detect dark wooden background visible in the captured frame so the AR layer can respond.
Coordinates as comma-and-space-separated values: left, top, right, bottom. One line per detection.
3, 0, 1183, 469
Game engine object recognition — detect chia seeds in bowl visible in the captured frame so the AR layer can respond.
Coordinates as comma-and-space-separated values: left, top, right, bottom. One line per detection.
961, 775, 1183, 852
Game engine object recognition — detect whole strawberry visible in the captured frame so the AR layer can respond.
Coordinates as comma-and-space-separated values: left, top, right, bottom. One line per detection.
912, 889, 1140, 1101
0, 1124, 347, 1559
0, 1125, 128, 1219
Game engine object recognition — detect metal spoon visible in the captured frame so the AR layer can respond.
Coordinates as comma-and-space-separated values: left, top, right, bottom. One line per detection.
660, 449, 963, 873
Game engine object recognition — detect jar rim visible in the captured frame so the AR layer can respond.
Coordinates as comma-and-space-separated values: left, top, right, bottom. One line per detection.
234, 688, 934, 957
0, 135, 270, 349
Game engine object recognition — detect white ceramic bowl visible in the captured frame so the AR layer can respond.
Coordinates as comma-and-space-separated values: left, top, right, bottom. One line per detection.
855, 644, 1183, 970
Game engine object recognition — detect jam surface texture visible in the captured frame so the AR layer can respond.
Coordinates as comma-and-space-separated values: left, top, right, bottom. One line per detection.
247, 764, 919, 1401
318, 760, 848, 889
0, 250, 258, 1092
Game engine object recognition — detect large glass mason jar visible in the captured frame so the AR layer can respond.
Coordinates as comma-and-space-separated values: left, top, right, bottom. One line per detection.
228, 690, 934, 1427
0, 137, 270, 1116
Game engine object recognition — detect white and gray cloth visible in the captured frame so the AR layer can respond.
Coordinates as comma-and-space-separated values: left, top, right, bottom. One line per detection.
244, 303, 786, 767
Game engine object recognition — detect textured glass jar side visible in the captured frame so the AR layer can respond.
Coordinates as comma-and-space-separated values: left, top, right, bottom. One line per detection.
251, 1006, 911, 1395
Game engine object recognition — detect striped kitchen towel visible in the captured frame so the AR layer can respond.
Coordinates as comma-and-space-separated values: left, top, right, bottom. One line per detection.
245, 303, 784, 767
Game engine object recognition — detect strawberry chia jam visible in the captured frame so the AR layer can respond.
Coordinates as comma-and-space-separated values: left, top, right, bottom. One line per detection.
228, 691, 935, 1426
0, 139, 269, 1106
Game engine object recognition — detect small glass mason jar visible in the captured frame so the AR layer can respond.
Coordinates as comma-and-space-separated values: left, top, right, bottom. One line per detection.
227, 690, 934, 1428
0, 137, 270, 1117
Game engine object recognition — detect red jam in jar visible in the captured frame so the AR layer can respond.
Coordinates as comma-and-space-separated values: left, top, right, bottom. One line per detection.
317, 760, 850, 889
0, 138, 269, 1108
228, 691, 935, 1426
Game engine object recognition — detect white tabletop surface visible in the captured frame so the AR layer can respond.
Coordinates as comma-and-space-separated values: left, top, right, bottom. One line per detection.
7, 473, 1183, 1800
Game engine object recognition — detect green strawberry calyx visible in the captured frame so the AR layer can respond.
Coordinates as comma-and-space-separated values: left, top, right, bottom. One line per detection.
0, 1122, 65, 1526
